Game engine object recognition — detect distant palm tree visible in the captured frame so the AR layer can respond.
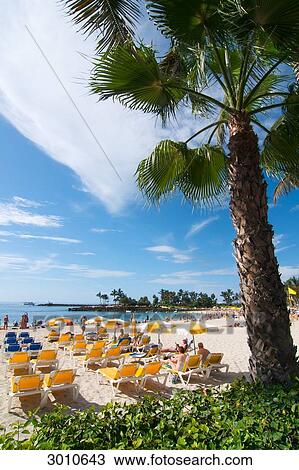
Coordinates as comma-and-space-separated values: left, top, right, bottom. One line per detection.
110, 289, 118, 304
64, 0, 299, 382
96, 291, 101, 304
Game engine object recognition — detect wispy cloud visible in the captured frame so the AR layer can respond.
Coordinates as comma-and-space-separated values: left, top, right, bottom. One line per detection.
186, 217, 219, 238
145, 245, 193, 264
0, 231, 80, 244
0, 253, 133, 279
0, 197, 62, 227
150, 267, 236, 284
276, 245, 296, 254
290, 205, 299, 212
280, 266, 299, 279
92, 228, 123, 234
74, 252, 95, 256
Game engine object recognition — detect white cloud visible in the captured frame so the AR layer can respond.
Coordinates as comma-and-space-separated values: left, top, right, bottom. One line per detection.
276, 245, 296, 254
0, 198, 62, 227
150, 267, 236, 284
186, 217, 219, 238
0, 253, 133, 279
146, 245, 177, 254
0, 0, 179, 213
11, 196, 41, 208
0, 231, 80, 244
290, 205, 299, 212
92, 228, 123, 234
280, 266, 299, 279
19, 234, 81, 244
74, 252, 95, 256
145, 245, 193, 264
273, 234, 284, 246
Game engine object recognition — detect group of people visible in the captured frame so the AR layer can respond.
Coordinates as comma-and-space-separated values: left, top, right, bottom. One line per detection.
162, 340, 211, 382
1, 312, 29, 329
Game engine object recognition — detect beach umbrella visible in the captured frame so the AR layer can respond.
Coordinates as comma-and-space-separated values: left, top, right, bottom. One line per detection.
103, 319, 127, 341
48, 317, 71, 327
86, 316, 104, 325
145, 321, 174, 345
189, 322, 208, 353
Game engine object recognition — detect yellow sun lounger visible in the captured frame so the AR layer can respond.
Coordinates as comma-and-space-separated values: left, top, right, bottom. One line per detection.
201, 353, 229, 378
100, 346, 124, 367
87, 340, 107, 351
136, 361, 169, 388
68, 341, 87, 357
73, 334, 84, 342
47, 330, 59, 342
74, 348, 104, 370
166, 354, 202, 386
97, 363, 140, 397
31, 349, 59, 372
56, 333, 72, 349
8, 373, 45, 412
6, 352, 32, 377
41, 369, 79, 407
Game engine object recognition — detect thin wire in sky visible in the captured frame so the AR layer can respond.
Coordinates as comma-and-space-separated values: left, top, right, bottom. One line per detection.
25, 25, 123, 182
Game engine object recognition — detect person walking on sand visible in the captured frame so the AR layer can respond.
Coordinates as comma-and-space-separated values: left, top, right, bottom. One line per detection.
80, 315, 87, 334
3, 314, 9, 330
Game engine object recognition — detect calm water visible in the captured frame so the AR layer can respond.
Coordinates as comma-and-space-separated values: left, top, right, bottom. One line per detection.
0, 303, 187, 326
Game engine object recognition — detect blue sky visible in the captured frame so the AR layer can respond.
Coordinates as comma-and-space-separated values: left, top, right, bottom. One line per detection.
0, 1, 298, 303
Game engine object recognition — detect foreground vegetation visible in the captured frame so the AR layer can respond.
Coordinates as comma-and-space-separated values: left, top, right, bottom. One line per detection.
1, 379, 298, 450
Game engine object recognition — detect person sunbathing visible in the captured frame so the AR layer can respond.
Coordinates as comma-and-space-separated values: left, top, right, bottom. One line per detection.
197, 342, 210, 363
166, 346, 186, 371
161, 338, 188, 354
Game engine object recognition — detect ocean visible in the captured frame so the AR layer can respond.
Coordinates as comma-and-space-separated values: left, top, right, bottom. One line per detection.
0, 303, 189, 326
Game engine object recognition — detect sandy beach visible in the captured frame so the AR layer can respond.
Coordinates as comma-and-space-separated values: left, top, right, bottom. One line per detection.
1, 318, 299, 430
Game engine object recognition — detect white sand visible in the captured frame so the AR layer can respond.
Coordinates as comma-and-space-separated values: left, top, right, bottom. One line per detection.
1, 318, 299, 429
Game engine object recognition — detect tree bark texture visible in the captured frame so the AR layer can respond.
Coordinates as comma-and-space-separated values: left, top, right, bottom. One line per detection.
228, 112, 298, 383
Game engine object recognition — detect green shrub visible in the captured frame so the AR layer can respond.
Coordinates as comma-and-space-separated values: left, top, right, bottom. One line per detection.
1, 379, 298, 449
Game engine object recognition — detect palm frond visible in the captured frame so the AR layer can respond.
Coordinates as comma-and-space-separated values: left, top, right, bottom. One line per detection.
261, 92, 299, 173
221, 0, 299, 51
273, 175, 299, 204
62, 0, 141, 51
137, 140, 228, 205
90, 44, 187, 123
146, 0, 224, 44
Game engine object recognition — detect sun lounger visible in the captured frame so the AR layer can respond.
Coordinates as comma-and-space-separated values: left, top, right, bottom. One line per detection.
74, 348, 104, 370
8, 373, 46, 412
56, 333, 72, 349
166, 354, 202, 386
41, 369, 79, 407
47, 330, 60, 342
129, 344, 160, 363
201, 353, 229, 378
87, 340, 107, 351
67, 341, 87, 357
31, 349, 59, 372
6, 351, 32, 376
100, 346, 124, 367
97, 363, 140, 397
136, 361, 169, 388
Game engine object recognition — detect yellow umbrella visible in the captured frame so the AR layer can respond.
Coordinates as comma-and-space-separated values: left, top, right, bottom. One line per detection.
48, 317, 71, 327
145, 321, 173, 344
189, 322, 208, 353
86, 316, 104, 325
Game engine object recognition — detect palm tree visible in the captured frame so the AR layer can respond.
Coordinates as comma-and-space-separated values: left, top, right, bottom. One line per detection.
96, 291, 101, 304
110, 289, 119, 304
63, 0, 299, 383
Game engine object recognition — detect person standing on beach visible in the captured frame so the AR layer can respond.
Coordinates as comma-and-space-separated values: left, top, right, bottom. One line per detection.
80, 315, 87, 334
3, 314, 9, 330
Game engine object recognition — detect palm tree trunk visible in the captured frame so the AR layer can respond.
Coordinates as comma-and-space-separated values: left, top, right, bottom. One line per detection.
228, 112, 298, 384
